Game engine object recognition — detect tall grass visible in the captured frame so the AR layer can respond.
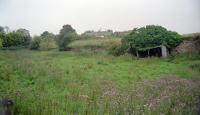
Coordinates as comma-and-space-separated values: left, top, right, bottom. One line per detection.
0, 50, 200, 115
69, 37, 121, 49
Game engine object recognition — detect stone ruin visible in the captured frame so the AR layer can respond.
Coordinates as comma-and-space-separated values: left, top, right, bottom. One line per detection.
174, 35, 200, 53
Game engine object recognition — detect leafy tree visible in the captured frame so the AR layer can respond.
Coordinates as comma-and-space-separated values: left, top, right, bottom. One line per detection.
0, 26, 4, 48
0, 27, 31, 48
40, 31, 55, 39
16, 28, 31, 46
2, 32, 23, 47
0, 26, 4, 33
0, 37, 2, 48
41, 31, 50, 38
0, 33, 5, 48
60, 25, 76, 34
109, 44, 127, 56
56, 24, 77, 51
29, 36, 41, 50
4, 26, 9, 33
39, 31, 56, 50
40, 38, 55, 50
122, 25, 182, 51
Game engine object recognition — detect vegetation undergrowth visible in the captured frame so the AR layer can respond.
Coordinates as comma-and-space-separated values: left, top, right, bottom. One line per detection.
0, 50, 200, 115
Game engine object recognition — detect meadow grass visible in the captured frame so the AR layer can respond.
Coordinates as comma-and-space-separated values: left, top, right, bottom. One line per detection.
69, 37, 121, 49
0, 50, 200, 115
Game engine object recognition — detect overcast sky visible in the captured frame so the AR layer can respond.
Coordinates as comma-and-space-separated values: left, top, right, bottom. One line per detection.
0, 0, 200, 35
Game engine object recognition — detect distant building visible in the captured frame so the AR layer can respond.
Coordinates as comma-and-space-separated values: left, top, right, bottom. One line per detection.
82, 30, 113, 38
113, 30, 131, 38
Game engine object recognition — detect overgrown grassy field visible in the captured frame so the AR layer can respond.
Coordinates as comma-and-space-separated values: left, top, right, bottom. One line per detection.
0, 49, 200, 115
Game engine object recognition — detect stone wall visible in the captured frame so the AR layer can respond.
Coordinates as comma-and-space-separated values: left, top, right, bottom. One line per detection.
174, 35, 200, 53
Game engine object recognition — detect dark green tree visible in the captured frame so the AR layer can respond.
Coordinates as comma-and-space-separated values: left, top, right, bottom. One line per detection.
0, 26, 4, 33
1, 31, 30, 48
0, 38, 2, 48
41, 31, 50, 38
0, 35, 2, 48
0, 26, 5, 48
29, 36, 41, 50
16, 28, 31, 46
40, 31, 55, 39
122, 25, 182, 50
0, 27, 31, 48
4, 32, 23, 47
56, 24, 77, 51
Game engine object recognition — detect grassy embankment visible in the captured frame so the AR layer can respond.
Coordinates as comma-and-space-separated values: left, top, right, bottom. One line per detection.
69, 37, 121, 52
0, 38, 200, 115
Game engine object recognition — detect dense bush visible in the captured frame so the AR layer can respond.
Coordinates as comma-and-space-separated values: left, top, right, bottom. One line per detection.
0, 26, 4, 33
39, 31, 56, 50
56, 25, 78, 51
2, 32, 23, 47
0, 27, 31, 49
0, 32, 3, 48
29, 36, 41, 50
16, 29, 31, 46
109, 45, 127, 56
122, 25, 182, 51
29, 31, 57, 50
40, 38, 56, 50
0, 37, 2, 48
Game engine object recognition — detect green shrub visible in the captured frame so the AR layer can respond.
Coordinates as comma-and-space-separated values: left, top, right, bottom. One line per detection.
40, 38, 56, 51
109, 45, 127, 56
1, 32, 22, 47
29, 36, 41, 50
0, 38, 2, 48
0, 31, 31, 48
16, 28, 31, 46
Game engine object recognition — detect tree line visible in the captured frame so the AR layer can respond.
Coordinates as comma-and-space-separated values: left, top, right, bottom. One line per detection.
0, 24, 78, 51
1, 25, 182, 54
0, 27, 31, 48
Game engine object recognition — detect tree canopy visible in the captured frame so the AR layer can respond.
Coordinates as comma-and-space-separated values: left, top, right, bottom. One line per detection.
39, 31, 56, 50
0, 26, 4, 33
0, 37, 2, 48
0, 27, 31, 48
16, 28, 31, 46
56, 24, 77, 51
122, 25, 182, 50
60, 25, 76, 34
29, 36, 41, 50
